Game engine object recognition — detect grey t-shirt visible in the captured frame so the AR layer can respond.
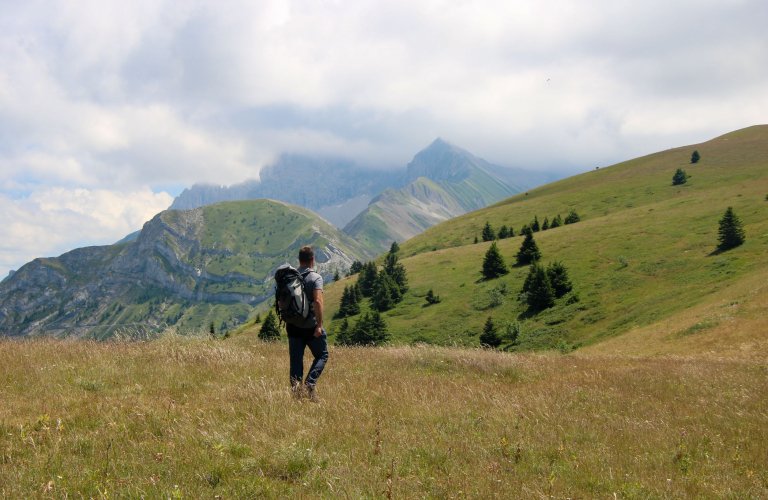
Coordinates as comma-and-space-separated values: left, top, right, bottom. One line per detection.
290, 267, 323, 332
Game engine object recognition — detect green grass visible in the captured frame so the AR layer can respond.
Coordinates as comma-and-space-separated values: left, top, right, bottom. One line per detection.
321, 125, 768, 352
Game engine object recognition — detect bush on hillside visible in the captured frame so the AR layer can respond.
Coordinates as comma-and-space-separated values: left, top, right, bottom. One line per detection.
564, 210, 581, 224
482, 242, 509, 279
691, 150, 700, 163
425, 289, 441, 305
504, 321, 522, 345
482, 222, 496, 242
515, 228, 541, 266
672, 168, 688, 185
546, 261, 573, 298
479, 316, 502, 348
258, 311, 281, 341
717, 206, 746, 251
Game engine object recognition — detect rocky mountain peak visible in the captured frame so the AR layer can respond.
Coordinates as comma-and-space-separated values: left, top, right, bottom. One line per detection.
406, 138, 476, 184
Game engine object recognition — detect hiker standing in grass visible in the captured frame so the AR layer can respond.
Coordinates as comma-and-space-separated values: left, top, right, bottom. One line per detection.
283, 246, 328, 402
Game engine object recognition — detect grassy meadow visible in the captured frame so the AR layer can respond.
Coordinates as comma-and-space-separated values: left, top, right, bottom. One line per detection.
2, 335, 767, 499
321, 126, 768, 354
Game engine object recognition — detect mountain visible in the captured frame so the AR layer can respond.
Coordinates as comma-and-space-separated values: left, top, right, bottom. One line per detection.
169, 155, 405, 227
0, 199, 373, 339
319, 125, 768, 355
342, 138, 555, 254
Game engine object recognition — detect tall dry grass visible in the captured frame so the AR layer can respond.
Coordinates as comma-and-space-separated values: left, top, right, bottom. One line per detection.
1, 335, 766, 498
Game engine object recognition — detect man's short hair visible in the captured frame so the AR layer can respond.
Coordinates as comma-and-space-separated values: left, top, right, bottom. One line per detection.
298, 246, 314, 264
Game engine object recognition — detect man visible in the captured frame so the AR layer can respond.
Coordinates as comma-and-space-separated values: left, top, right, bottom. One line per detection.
287, 246, 328, 402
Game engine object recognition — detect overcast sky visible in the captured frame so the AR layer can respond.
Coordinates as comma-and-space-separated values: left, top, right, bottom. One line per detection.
1, 0, 766, 276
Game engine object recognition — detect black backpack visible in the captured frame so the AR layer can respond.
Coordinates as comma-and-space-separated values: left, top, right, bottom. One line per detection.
274, 264, 312, 326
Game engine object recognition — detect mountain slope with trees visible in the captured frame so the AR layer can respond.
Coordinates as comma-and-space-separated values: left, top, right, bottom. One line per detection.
309, 125, 768, 355
0, 200, 373, 339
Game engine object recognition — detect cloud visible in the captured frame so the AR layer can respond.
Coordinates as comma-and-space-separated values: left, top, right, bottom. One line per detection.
0, 187, 173, 277
0, 0, 766, 270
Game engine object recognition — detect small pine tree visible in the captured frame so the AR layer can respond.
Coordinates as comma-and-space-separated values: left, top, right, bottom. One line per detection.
390, 241, 400, 253
482, 222, 496, 242
717, 206, 746, 251
371, 273, 397, 311
358, 262, 378, 297
209, 321, 216, 339
254, 314, 261, 324
482, 242, 509, 279
515, 230, 541, 266
348, 261, 364, 276
691, 150, 700, 164
532, 216, 540, 232
550, 215, 562, 228
354, 283, 363, 303
383, 252, 409, 295
336, 285, 361, 318
528, 264, 556, 311
258, 311, 281, 341
541, 217, 550, 230
564, 210, 581, 224
335, 318, 352, 346
369, 311, 390, 345
474, 236, 478, 244
672, 168, 688, 185
498, 225, 510, 239
333, 270, 341, 282
479, 316, 502, 348
425, 289, 441, 305
546, 261, 573, 298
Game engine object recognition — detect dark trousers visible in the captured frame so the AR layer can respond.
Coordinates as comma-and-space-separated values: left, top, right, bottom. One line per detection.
288, 329, 328, 387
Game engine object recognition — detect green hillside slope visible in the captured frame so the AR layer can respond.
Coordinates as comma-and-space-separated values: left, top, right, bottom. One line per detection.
0, 199, 373, 339
319, 125, 768, 353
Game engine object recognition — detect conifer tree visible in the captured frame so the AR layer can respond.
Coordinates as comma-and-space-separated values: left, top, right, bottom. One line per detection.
259, 311, 281, 341
564, 210, 581, 224
369, 311, 390, 345
532, 216, 540, 232
515, 229, 541, 266
498, 225, 510, 239
550, 215, 562, 228
209, 321, 216, 339
482, 242, 509, 279
383, 251, 409, 294
371, 272, 397, 311
333, 270, 341, 282
528, 264, 556, 311
479, 316, 502, 348
254, 314, 261, 324
482, 221, 496, 242
541, 217, 550, 230
358, 262, 378, 297
336, 285, 361, 318
691, 150, 700, 164
335, 318, 352, 346
672, 168, 688, 185
348, 261, 364, 276
717, 206, 746, 251
390, 241, 400, 254
354, 283, 363, 303
474, 236, 478, 244
425, 289, 441, 305
349, 313, 390, 346
546, 261, 573, 298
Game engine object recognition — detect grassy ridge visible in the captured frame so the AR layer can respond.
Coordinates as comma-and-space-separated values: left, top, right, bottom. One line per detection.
1, 336, 766, 498
318, 126, 768, 352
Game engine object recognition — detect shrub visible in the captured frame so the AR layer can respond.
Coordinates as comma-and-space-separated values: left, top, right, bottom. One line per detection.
498, 225, 510, 239
258, 311, 281, 341
482, 242, 509, 279
515, 229, 541, 266
348, 261, 364, 276
550, 215, 562, 228
717, 206, 746, 251
482, 222, 496, 242
479, 317, 502, 348
425, 289, 441, 305
672, 168, 688, 185
691, 150, 700, 164
564, 210, 581, 224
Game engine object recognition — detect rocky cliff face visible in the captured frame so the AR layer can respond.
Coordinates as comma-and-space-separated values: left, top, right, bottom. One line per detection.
0, 200, 372, 339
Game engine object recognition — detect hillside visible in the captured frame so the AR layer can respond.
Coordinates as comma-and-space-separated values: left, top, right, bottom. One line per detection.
343, 139, 552, 254
318, 125, 768, 355
0, 200, 372, 339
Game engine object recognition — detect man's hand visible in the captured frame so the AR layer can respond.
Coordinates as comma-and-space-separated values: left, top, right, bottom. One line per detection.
314, 326, 323, 337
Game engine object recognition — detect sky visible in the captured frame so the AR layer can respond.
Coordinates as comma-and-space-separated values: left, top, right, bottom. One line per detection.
1, 0, 766, 276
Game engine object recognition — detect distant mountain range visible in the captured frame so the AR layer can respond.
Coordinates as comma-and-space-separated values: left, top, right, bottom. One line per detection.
344, 139, 556, 254
0, 200, 372, 338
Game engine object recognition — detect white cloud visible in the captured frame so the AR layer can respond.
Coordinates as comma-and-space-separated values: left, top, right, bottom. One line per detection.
0, 187, 173, 277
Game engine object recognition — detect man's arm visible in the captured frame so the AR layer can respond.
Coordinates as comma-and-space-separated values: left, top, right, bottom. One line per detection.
313, 289, 324, 337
